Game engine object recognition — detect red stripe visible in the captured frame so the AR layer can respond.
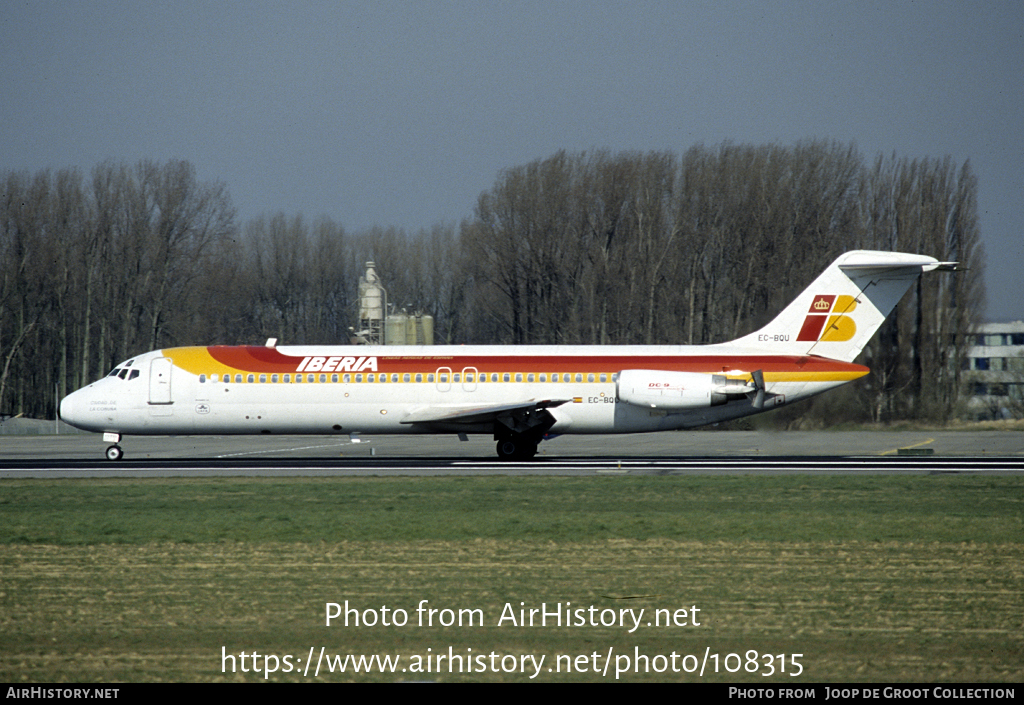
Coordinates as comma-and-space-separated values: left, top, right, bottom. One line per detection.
207, 346, 304, 371
199, 346, 866, 376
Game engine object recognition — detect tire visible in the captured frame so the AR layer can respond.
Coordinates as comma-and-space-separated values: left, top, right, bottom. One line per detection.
496, 439, 518, 460
495, 438, 538, 461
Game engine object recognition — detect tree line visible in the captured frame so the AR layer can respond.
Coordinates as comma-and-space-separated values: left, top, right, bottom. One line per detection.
1, 140, 984, 424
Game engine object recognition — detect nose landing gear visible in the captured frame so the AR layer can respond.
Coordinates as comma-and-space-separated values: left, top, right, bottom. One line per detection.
103, 432, 124, 461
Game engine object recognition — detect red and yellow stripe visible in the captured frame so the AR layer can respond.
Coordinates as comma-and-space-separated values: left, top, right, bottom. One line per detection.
161, 346, 868, 384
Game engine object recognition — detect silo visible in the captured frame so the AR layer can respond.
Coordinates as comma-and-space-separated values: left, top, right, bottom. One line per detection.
418, 314, 434, 345
357, 262, 385, 345
385, 311, 408, 346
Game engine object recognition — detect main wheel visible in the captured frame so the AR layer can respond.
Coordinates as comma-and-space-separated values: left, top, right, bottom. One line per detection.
105, 445, 124, 461
495, 438, 538, 461
496, 439, 517, 460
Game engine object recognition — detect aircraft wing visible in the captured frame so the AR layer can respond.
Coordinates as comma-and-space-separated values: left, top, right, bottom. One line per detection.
400, 398, 571, 426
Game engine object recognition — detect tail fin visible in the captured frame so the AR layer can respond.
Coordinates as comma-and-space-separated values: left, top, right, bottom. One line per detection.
732, 250, 956, 362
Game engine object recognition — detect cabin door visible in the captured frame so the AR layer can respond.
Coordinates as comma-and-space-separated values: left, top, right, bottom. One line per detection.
149, 357, 173, 405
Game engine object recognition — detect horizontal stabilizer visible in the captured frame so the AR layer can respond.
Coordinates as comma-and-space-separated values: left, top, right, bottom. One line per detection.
837, 252, 958, 273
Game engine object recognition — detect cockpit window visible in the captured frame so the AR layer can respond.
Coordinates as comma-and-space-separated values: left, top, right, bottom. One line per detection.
108, 366, 140, 381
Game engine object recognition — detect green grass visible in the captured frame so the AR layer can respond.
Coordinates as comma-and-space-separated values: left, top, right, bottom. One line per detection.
2, 475, 1021, 544
1, 476, 1021, 682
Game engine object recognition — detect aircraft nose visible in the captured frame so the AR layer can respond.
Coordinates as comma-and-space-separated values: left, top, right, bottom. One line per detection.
59, 389, 86, 428
59, 392, 74, 423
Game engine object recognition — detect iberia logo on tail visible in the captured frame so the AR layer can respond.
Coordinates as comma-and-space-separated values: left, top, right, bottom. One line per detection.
797, 294, 858, 342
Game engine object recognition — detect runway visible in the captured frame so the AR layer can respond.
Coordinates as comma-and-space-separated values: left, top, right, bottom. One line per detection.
1, 430, 1021, 477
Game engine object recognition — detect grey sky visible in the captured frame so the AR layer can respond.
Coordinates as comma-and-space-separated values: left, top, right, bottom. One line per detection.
4, 1, 1022, 320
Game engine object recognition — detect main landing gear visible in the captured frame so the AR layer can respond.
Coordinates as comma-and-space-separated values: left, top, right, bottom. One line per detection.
495, 436, 539, 461
493, 405, 557, 461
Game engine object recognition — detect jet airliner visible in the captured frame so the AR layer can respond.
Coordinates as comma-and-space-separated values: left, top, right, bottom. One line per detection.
59, 251, 955, 460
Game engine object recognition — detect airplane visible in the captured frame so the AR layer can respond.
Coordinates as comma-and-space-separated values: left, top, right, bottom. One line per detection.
59, 250, 956, 461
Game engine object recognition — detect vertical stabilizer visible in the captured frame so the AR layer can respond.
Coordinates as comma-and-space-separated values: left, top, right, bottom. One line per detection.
731, 251, 956, 362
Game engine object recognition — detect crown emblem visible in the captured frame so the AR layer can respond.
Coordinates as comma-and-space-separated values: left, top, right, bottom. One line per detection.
813, 298, 831, 311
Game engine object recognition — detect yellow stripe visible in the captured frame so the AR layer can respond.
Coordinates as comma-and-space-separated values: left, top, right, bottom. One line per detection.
161, 347, 239, 377
765, 370, 868, 383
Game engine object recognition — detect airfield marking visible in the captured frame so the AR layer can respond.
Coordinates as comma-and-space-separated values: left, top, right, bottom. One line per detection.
879, 437, 935, 456
216, 442, 358, 458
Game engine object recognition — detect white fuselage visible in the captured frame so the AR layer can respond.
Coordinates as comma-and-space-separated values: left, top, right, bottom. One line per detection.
58, 343, 864, 439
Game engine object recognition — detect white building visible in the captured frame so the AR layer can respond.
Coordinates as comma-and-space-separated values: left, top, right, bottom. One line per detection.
963, 321, 1024, 419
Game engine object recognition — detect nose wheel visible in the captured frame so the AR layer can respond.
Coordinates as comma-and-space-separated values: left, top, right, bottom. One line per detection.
105, 445, 124, 461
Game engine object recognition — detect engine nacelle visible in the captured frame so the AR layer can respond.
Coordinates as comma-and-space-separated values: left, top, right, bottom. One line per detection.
617, 369, 753, 410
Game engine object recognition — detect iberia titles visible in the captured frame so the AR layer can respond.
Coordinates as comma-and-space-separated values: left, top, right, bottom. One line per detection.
295, 356, 378, 373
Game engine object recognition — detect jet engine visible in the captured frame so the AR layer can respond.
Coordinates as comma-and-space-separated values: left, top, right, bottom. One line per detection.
617, 369, 763, 410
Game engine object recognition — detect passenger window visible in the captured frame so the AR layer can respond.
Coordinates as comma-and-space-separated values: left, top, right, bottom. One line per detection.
575, 374, 582, 383
247, 374, 255, 383
367, 374, 375, 382
502, 373, 510, 382
588, 373, 595, 383
259, 374, 267, 383
600, 373, 607, 383
403, 373, 411, 382
235, 374, 242, 384
415, 373, 423, 382
199, 374, 206, 383
527, 374, 534, 382
271, 374, 278, 383
334, 374, 341, 383
319, 374, 327, 383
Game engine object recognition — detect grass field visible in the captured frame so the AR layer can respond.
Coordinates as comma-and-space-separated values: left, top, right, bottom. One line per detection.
1, 475, 1021, 682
